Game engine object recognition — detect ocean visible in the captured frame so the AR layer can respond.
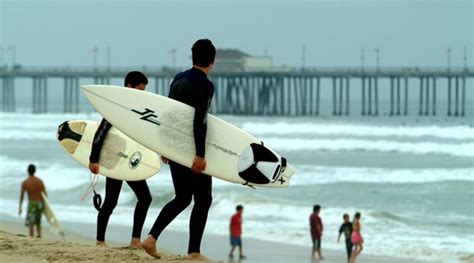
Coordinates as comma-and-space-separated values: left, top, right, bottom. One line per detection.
0, 111, 473, 262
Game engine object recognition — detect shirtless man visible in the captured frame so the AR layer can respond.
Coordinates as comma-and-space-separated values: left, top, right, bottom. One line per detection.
19, 164, 46, 238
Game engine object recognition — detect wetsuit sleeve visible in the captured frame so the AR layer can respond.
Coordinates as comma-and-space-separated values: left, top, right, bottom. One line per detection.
193, 82, 213, 158
89, 119, 112, 163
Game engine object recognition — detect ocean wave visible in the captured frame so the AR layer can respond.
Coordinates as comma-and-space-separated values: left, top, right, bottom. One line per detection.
0, 158, 90, 191
205, 195, 474, 262
1, 186, 472, 262
290, 165, 474, 184
262, 137, 474, 157
242, 122, 474, 140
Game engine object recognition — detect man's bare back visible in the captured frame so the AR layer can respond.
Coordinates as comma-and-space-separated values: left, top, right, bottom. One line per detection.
22, 177, 45, 201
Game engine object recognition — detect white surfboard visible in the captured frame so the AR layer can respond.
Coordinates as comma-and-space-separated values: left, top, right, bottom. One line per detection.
81, 85, 295, 188
41, 192, 65, 238
56, 120, 160, 181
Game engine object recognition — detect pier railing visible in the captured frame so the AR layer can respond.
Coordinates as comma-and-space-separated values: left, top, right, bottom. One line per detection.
0, 66, 472, 116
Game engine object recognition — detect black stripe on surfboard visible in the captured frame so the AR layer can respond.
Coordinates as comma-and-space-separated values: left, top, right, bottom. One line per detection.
83, 87, 240, 157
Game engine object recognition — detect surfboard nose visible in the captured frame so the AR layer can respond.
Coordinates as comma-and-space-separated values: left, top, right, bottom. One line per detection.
81, 84, 100, 92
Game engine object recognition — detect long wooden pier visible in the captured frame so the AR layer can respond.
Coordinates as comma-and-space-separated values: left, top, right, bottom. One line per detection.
0, 66, 472, 116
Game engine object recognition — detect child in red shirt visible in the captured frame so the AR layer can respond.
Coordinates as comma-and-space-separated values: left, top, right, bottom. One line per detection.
228, 205, 246, 259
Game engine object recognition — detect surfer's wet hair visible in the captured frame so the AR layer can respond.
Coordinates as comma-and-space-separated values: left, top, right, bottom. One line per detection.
236, 205, 243, 211
354, 212, 361, 219
124, 71, 148, 87
27, 164, 36, 175
192, 39, 216, 67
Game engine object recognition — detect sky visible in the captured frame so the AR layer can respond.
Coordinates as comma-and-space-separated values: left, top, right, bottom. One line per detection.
0, 0, 472, 68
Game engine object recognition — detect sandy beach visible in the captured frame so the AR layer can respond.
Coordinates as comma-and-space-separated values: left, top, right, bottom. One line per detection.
0, 216, 425, 263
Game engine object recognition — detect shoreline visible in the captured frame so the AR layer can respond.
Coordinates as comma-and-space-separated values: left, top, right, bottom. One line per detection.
0, 216, 425, 263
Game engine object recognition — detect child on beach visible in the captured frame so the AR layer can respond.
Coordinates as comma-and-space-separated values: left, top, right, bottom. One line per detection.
350, 212, 363, 263
229, 205, 246, 259
19, 164, 46, 238
338, 213, 353, 262
309, 204, 324, 260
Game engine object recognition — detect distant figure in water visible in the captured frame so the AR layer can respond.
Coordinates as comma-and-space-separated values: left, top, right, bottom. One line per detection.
350, 212, 364, 263
309, 204, 324, 260
19, 164, 46, 238
228, 205, 246, 260
338, 213, 353, 262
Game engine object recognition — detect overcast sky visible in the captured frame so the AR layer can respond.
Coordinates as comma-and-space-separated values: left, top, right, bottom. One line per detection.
1, 0, 472, 68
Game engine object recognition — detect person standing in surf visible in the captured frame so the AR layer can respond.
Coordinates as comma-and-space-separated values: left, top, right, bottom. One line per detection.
338, 213, 353, 262
228, 205, 246, 259
19, 164, 46, 238
350, 212, 363, 263
142, 39, 216, 260
309, 204, 324, 260
89, 71, 152, 248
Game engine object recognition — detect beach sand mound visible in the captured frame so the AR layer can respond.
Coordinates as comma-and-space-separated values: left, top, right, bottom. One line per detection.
0, 231, 216, 263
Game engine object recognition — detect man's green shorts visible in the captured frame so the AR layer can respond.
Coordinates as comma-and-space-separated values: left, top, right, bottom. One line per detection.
25, 200, 44, 227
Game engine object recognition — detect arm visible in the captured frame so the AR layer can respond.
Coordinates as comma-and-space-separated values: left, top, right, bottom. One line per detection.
19, 183, 25, 215
193, 86, 212, 158
191, 83, 213, 173
41, 180, 47, 196
309, 216, 315, 228
337, 224, 343, 242
89, 119, 112, 174
320, 219, 324, 236
229, 217, 234, 237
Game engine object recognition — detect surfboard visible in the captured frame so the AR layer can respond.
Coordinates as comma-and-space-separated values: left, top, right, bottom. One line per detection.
81, 85, 295, 188
41, 192, 65, 238
56, 120, 160, 181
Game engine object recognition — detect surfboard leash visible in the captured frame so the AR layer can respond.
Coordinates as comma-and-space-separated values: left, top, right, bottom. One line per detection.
80, 172, 102, 211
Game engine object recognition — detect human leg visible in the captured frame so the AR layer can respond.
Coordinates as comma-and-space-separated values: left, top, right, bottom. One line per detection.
345, 239, 353, 261
127, 180, 152, 248
96, 177, 123, 244
143, 162, 192, 258
187, 172, 212, 254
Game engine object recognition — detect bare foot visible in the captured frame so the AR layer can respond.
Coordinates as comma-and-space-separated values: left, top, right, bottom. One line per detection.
129, 238, 142, 249
141, 235, 160, 258
186, 253, 211, 261
96, 241, 109, 248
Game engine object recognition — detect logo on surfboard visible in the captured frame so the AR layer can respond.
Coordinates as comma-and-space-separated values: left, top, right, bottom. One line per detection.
129, 151, 142, 169
132, 108, 161, 126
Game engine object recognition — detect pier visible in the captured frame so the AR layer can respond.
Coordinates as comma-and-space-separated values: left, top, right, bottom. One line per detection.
0, 66, 472, 116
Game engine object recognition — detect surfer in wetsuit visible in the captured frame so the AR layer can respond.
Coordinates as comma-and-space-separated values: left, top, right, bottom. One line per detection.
19, 164, 46, 238
89, 71, 152, 248
141, 39, 215, 260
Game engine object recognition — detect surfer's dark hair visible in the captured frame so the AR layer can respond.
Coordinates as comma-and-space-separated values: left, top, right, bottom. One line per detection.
354, 212, 361, 219
236, 205, 243, 211
313, 204, 321, 212
27, 164, 36, 175
124, 71, 148, 87
192, 39, 216, 67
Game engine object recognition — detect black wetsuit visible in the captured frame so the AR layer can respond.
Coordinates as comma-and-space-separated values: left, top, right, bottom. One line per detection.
149, 67, 214, 254
90, 119, 152, 242
339, 222, 353, 260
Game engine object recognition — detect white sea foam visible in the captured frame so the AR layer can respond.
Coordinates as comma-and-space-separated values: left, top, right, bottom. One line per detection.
242, 122, 474, 140
261, 137, 474, 157
0, 184, 471, 262
0, 155, 90, 191
291, 165, 474, 185
1, 113, 472, 262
